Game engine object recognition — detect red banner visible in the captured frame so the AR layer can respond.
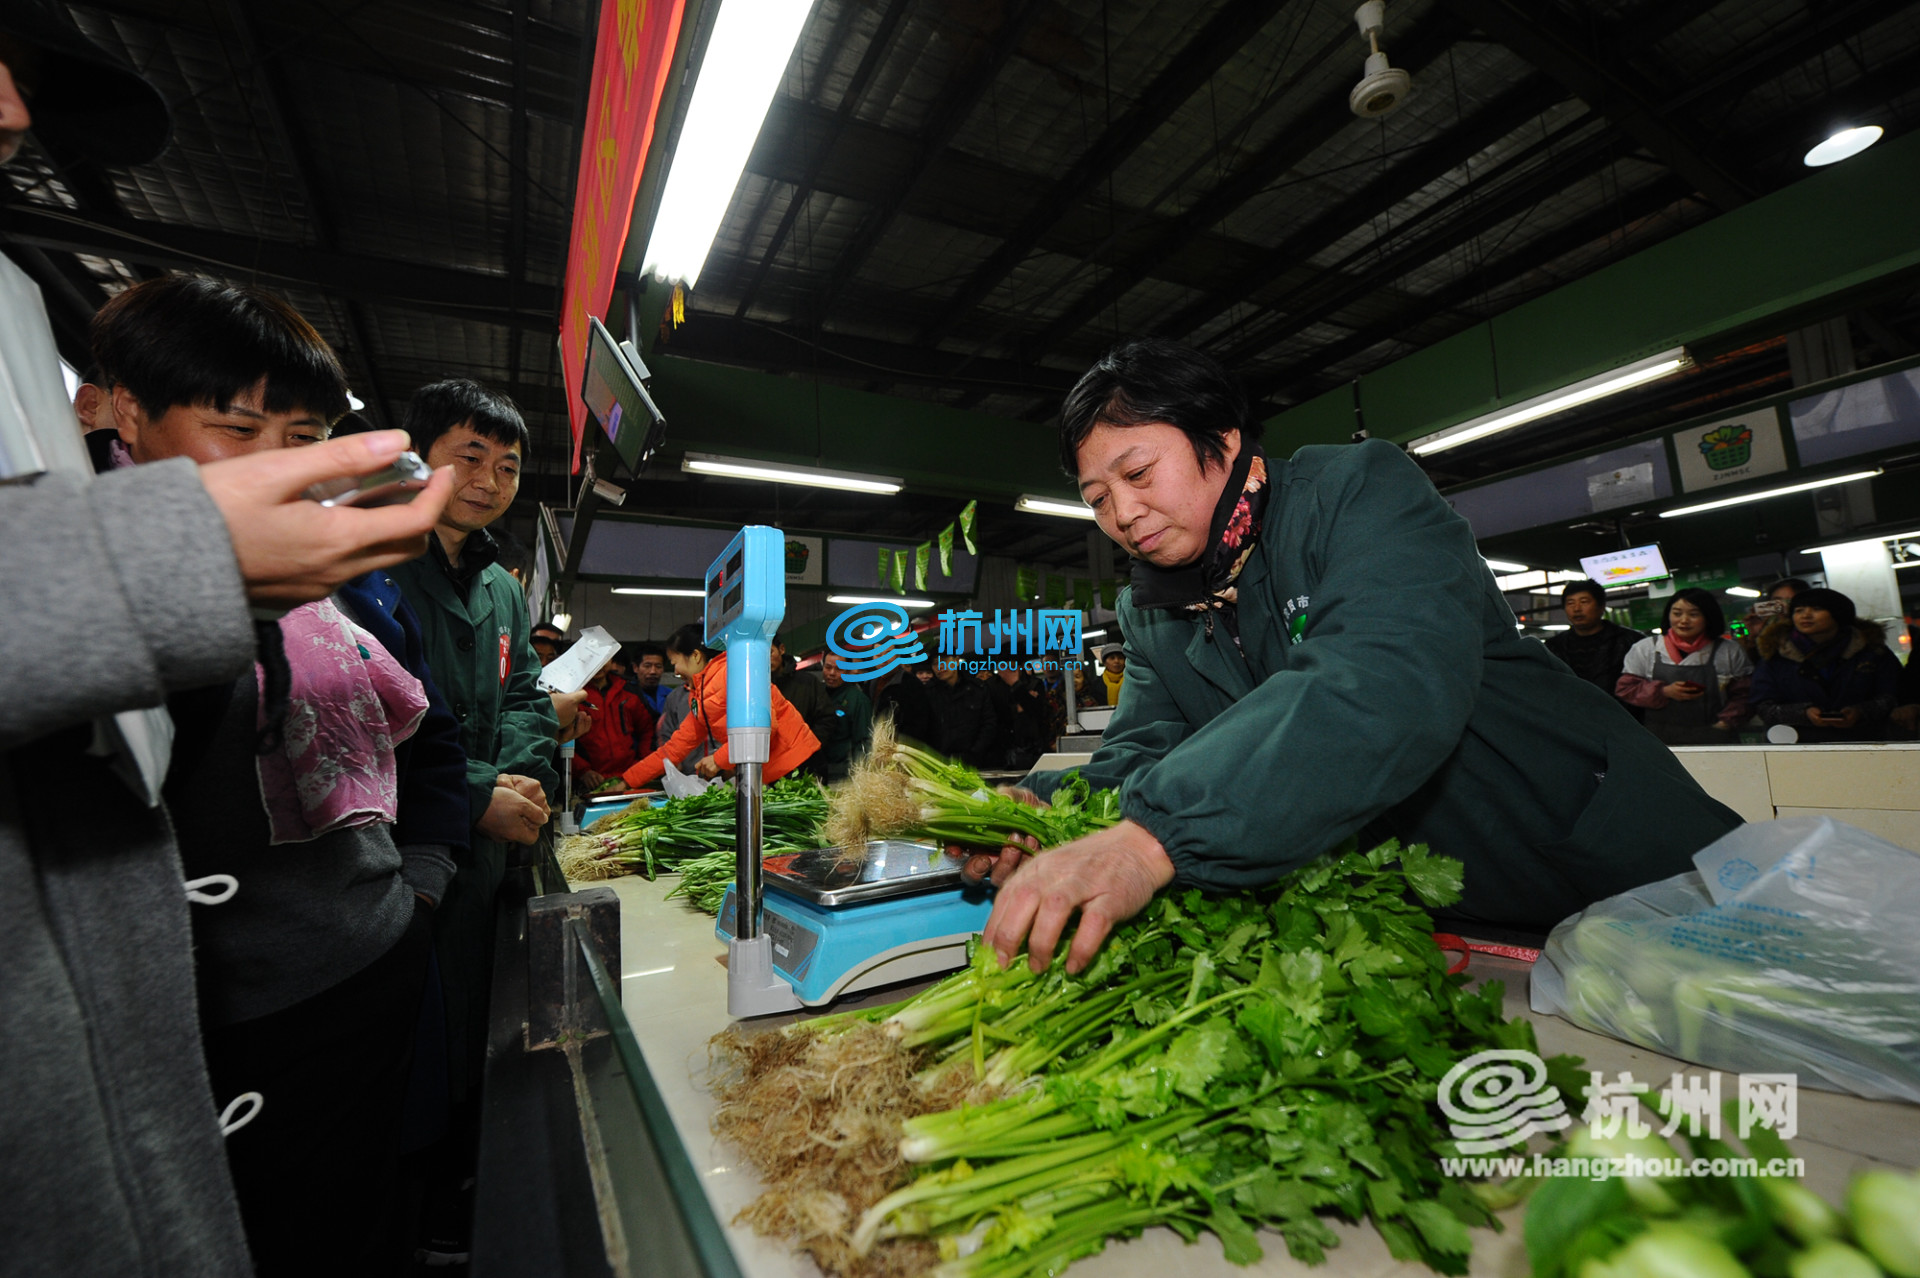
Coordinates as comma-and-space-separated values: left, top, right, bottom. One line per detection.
560, 0, 686, 472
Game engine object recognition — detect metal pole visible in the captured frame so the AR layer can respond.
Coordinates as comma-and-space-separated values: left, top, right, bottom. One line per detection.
733, 761, 764, 940
1062, 648, 1080, 733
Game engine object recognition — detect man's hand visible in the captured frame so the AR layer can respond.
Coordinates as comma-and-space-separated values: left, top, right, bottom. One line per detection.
982, 819, 1175, 975
693, 755, 722, 780
196, 431, 454, 605
497, 773, 551, 821
1807, 706, 1862, 729
578, 768, 604, 791
956, 787, 1045, 886
1663, 680, 1706, 701
477, 784, 546, 845
551, 689, 593, 743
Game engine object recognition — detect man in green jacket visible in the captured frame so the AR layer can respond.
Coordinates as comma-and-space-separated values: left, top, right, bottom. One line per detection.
981, 339, 1740, 975
386, 380, 559, 1112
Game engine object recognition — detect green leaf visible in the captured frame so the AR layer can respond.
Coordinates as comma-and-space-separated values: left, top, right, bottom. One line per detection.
1526, 1172, 1630, 1278
1208, 1203, 1265, 1266
1407, 1199, 1473, 1256
1164, 1020, 1234, 1099
1398, 844, 1466, 907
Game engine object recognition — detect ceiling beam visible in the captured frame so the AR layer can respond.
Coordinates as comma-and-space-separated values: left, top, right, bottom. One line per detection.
910, 0, 1294, 349
1014, 17, 1466, 363
727, 0, 914, 322
813, 3, 1050, 317
0, 204, 556, 327
1443, 0, 1753, 209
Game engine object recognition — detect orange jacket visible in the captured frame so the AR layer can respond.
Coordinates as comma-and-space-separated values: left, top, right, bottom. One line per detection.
621, 652, 821, 788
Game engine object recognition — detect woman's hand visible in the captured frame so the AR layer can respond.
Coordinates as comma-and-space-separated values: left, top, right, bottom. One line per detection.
982, 819, 1175, 975
693, 755, 722, 780
1663, 680, 1705, 701
196, 431, 454, 605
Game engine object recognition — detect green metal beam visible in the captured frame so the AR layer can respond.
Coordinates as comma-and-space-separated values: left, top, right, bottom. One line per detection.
1263, 127, 1920, 454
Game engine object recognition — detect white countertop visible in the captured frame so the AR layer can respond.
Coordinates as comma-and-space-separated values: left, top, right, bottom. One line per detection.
597, 873, 1918, 1278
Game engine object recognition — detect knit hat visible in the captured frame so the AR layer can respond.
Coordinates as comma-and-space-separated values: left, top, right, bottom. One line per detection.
1790, 587, 1856, 631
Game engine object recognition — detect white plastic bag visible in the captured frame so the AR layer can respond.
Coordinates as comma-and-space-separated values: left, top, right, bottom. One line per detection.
1530, 816, 1920, 1102
660, 756, 719, 799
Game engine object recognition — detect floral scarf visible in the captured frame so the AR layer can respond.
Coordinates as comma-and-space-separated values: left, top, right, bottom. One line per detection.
1129, 441, 1271, 632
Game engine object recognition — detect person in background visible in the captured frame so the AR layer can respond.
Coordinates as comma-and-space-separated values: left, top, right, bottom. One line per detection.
915, 665, 936, 687
819, 652, 875, 781
772, 634, 832, 768
872, 659, 942, 750
574, 658, 654, 790
382, 380, 559, 1259
1615, 589, 1753, 744
1891, 633, 1920, 737
530, 622, 565, 665
1752, 587, 1901, 743
989, 663, 1052, 770
1098, 645, 1126, 705
630, 642, 671, 716
1544, 579, 1645, 718
1735, 576, 1811, 660
927, 655, 998, 768
90, 272, 461, 1274
623, 625, 819, 787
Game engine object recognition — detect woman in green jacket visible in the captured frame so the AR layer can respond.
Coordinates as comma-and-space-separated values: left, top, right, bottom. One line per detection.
981, 340, 1740, 975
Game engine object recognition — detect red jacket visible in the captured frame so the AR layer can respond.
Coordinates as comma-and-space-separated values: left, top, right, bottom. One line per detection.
622, 653, 820, 788
575, 678, 654, 780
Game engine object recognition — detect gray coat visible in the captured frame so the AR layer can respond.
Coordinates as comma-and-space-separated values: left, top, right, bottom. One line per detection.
0, 460, 257, 1276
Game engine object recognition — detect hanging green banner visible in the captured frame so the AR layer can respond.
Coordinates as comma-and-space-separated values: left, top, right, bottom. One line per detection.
958, 500, 977, 555
937, 524, 955, 576
1015, 563, 1038, 601
1046, 574, 1068, 608
1099, 578, 1119, 609
891, 549, 908, 594
877, 547, 890, 587
914, 543, 931, 591
1074, 578, 1094, 611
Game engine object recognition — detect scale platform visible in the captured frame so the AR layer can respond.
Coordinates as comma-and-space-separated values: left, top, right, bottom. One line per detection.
715, 840, 994, 1007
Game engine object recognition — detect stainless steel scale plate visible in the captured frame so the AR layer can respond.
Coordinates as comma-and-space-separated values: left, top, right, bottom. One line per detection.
761, 840, 969, 907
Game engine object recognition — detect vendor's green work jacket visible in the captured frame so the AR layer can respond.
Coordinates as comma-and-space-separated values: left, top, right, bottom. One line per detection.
1027, 440, 1740, 932
389, 538, 558, 1099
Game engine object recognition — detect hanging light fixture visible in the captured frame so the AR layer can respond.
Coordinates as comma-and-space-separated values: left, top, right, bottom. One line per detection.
1803, 125, 1883, 167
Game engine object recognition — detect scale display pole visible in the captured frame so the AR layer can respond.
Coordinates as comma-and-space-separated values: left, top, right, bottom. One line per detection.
704, 526, 801, 1016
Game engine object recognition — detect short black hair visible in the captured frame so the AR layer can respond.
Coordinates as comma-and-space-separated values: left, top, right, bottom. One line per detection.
665, 623, 719, 661
1562, 579, 1607, 606
1766, 577, 1811, 599
530, 623, 564, 641
632, 642, 667, 663
91, 275, 350, 422
1058, 338, 1261, 479
404, 378, 530, 461
1665, 588, 1726, 639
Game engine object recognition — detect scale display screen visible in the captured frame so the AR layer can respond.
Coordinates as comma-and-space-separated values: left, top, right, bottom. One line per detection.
707, 544, 748, 633
1580, 543, 1670, 588
763, 841, 970, 907
581, 315, 666, 475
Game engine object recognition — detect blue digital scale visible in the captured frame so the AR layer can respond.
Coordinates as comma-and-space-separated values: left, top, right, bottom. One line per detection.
704, 526, 993, 1015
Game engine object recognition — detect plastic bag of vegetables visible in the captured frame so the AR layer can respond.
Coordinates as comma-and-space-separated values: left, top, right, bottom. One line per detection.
1530, 816, 1920, 1102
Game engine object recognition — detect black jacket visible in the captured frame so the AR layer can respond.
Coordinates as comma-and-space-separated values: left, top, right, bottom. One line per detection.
875, 671, 942, 752
927, 677, 998, 768
987, 673, 1051, 769
1544, 621, 1644, 694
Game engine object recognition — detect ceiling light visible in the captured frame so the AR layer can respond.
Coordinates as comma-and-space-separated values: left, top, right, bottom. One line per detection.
613, 587, 706, 597
1797, 529, 1920, 555
1081, 629, 1108, 639
347, 391, 366, 411
827, 595, 936, 609
682, 452, 902, 494
1016, 494, 1096, 520
1804, 125, 1883, 168
1897, 560, 1920, 570
1409, 348, 1692, 456
1726, 586, 1762, 598
1538, 624, 1571, 631
1659, 469, 1883, 518
1483, 559, 1530, 573
550, 612, 572, 630
642, 0, 818, 287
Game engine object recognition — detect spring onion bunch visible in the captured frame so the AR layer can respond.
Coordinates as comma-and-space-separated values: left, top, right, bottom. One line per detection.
713, 840, 1541, 1278
558, 775, 827, 881
825, 719, 1120, 852
663, 849, 738, 914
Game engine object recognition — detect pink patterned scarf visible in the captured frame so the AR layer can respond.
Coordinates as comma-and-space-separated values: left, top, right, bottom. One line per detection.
255, 599, 428, 845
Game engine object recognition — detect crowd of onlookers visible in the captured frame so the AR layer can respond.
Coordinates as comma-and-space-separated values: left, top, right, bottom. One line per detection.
1543, 576, 1920, 745
539, 628, 1132, 785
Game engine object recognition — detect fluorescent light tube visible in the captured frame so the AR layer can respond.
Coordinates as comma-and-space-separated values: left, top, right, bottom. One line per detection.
1483, 559, 1530, 573
1409, 348, 1692, 456
1659, 469, 1883, 518
613, 587, 706, 597
682, 452, 902, 494
827, 595, 935, 608
550, 612, 572, 630
1804, 125, 1882, 168
1017, 494, 1096, 519
1538, 624, 1571, 631
642, 0, 819, 287
1081, 628, 1108, 639
1726, 586, 1761, 598
1896, 560, 1920, 570
1798, 529, 1920, 555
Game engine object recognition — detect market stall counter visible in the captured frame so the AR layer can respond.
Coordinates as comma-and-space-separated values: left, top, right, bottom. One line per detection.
583, 872, 1920, 1278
